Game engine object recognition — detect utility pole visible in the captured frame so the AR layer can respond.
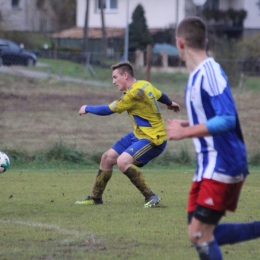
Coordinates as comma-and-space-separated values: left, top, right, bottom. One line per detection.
173, 0, 179, 45
123, 0, 130, 61
100, 0, 108, 58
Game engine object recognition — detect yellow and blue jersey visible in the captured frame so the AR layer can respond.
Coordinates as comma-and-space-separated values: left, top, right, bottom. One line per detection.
108, 80, 167, 145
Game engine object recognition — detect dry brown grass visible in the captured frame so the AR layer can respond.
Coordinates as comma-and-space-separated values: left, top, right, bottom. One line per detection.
0, 73, 259, 159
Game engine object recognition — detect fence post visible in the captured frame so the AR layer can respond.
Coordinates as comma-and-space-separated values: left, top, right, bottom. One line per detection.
47, 65, 51, 78
161, 51, 168, 69
146, 44, 151, 82
135, 49, 144, 69
59, 65, 63, 79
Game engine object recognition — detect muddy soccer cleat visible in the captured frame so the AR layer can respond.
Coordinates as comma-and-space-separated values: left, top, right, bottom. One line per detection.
144, 194, 161, 208
75, 196, 103, 205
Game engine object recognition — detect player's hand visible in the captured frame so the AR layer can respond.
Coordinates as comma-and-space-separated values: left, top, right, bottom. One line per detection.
167, 102, 180, 112
79, 105, 88, 116
167, 119, 189, 140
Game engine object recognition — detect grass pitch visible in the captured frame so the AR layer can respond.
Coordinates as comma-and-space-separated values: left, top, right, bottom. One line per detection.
1, 164, 260, 260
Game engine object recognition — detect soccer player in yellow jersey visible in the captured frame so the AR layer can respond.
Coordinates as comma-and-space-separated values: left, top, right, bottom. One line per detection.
75, 61, 180, 208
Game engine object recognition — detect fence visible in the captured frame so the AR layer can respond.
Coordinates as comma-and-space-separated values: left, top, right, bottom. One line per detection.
1, 49, 259, 81
37, 50, 260, 75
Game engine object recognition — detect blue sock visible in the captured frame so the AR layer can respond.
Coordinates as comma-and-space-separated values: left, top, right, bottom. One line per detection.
214, 221, 260, 246
195, 240, 223, 260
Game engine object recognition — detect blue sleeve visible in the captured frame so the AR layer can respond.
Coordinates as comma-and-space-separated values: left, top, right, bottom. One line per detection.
157, 92, 172, 106
206, 115, 236, 135
85, 105, 114, 116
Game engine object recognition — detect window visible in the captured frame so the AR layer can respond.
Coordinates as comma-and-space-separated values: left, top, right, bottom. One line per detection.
9, 41, 21, 52
204, 0, 219, 10
95, 0, 118, 13
12, 0, 20, 8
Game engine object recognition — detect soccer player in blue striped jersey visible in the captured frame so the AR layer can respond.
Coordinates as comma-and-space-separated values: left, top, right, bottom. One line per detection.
167, 17, 260, 260
75, 61, 180, 208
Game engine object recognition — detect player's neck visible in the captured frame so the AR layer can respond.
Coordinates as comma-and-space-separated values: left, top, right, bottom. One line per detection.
127, 78, 137, 89
185, 49, 208, 73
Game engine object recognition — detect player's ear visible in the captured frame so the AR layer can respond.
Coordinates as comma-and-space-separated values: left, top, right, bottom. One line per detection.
177, 37, 185, 49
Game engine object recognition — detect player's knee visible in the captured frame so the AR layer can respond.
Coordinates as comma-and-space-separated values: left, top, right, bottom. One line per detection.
101, 151, 116, 166
188, 230, 203, 245
116, 157, 125, 172
100, 151, 109, 163
117, 151, 135, 172
117, 155, 132, 173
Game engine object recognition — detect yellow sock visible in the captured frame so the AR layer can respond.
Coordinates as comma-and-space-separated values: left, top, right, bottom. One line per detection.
92, 169, 112, 199
124, 165, 154, 199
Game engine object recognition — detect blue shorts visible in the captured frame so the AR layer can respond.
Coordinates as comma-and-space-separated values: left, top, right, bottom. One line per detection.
112, 132, 167, 167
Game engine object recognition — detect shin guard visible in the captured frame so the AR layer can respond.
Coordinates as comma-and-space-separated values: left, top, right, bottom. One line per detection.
124, 165, 154, 199
92, 169, 112, 199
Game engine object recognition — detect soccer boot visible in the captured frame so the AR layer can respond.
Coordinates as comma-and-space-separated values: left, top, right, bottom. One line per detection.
144, 194, 161, 208
75, 196, 103, 205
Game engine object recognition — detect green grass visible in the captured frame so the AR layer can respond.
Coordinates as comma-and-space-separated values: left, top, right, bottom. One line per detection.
36, 58, 98, 80
243, 76, 260, 91
4, 141, 195, 168
35, 57, 187, 89
1, 164, 260, 260
35, 57, 122, 82
35, 57, 189, 89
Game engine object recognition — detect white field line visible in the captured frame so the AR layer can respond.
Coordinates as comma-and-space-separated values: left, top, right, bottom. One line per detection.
0, 219, 103, 257
0, 248, 23, 256
0, 219, 82, 236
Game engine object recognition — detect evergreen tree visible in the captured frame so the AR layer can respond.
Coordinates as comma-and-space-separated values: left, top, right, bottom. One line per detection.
128, 4, 153, 53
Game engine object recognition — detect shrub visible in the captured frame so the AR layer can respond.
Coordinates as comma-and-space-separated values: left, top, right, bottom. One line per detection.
151, 145, 194, 166
249, 151, 260, 166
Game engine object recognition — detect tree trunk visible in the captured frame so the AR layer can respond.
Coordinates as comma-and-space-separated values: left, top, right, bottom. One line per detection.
82, 0, 90, 53
100, 0, 107, 58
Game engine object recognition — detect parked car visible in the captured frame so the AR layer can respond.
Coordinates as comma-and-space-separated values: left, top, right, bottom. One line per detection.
0, 39, 37, 66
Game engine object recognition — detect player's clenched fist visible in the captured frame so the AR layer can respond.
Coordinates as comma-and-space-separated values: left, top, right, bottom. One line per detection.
79, 105, 88, 115
167, 119, 189, 140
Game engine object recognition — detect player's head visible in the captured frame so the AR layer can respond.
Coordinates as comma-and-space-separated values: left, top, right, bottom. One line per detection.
111, 61, 135, 91
111, 61, 134, 77
176, 17, 207, 61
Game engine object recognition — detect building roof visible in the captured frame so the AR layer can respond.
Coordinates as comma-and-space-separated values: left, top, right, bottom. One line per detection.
51, 27, 125, 39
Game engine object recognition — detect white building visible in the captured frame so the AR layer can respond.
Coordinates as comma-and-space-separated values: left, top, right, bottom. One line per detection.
0, 0, 58, 32
76, 0, 260, 36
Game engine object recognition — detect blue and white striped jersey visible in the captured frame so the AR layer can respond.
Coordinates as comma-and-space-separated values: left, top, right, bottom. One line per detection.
185, 57, 249, 183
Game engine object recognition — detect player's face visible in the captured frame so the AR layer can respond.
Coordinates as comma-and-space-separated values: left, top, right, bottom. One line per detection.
112, 69, 128, 91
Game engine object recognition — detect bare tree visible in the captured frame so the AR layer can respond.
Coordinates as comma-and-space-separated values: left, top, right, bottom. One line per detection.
36, 0, 46, 31
36, 0, 45, 9
49, 0, 76, 31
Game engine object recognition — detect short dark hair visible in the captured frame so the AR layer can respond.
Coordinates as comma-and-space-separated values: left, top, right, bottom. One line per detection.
111, 61, 134, 77
177, 17, 207, 50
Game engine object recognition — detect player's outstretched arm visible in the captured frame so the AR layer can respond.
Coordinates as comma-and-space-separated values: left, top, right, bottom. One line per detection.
79, 104, 114, 116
